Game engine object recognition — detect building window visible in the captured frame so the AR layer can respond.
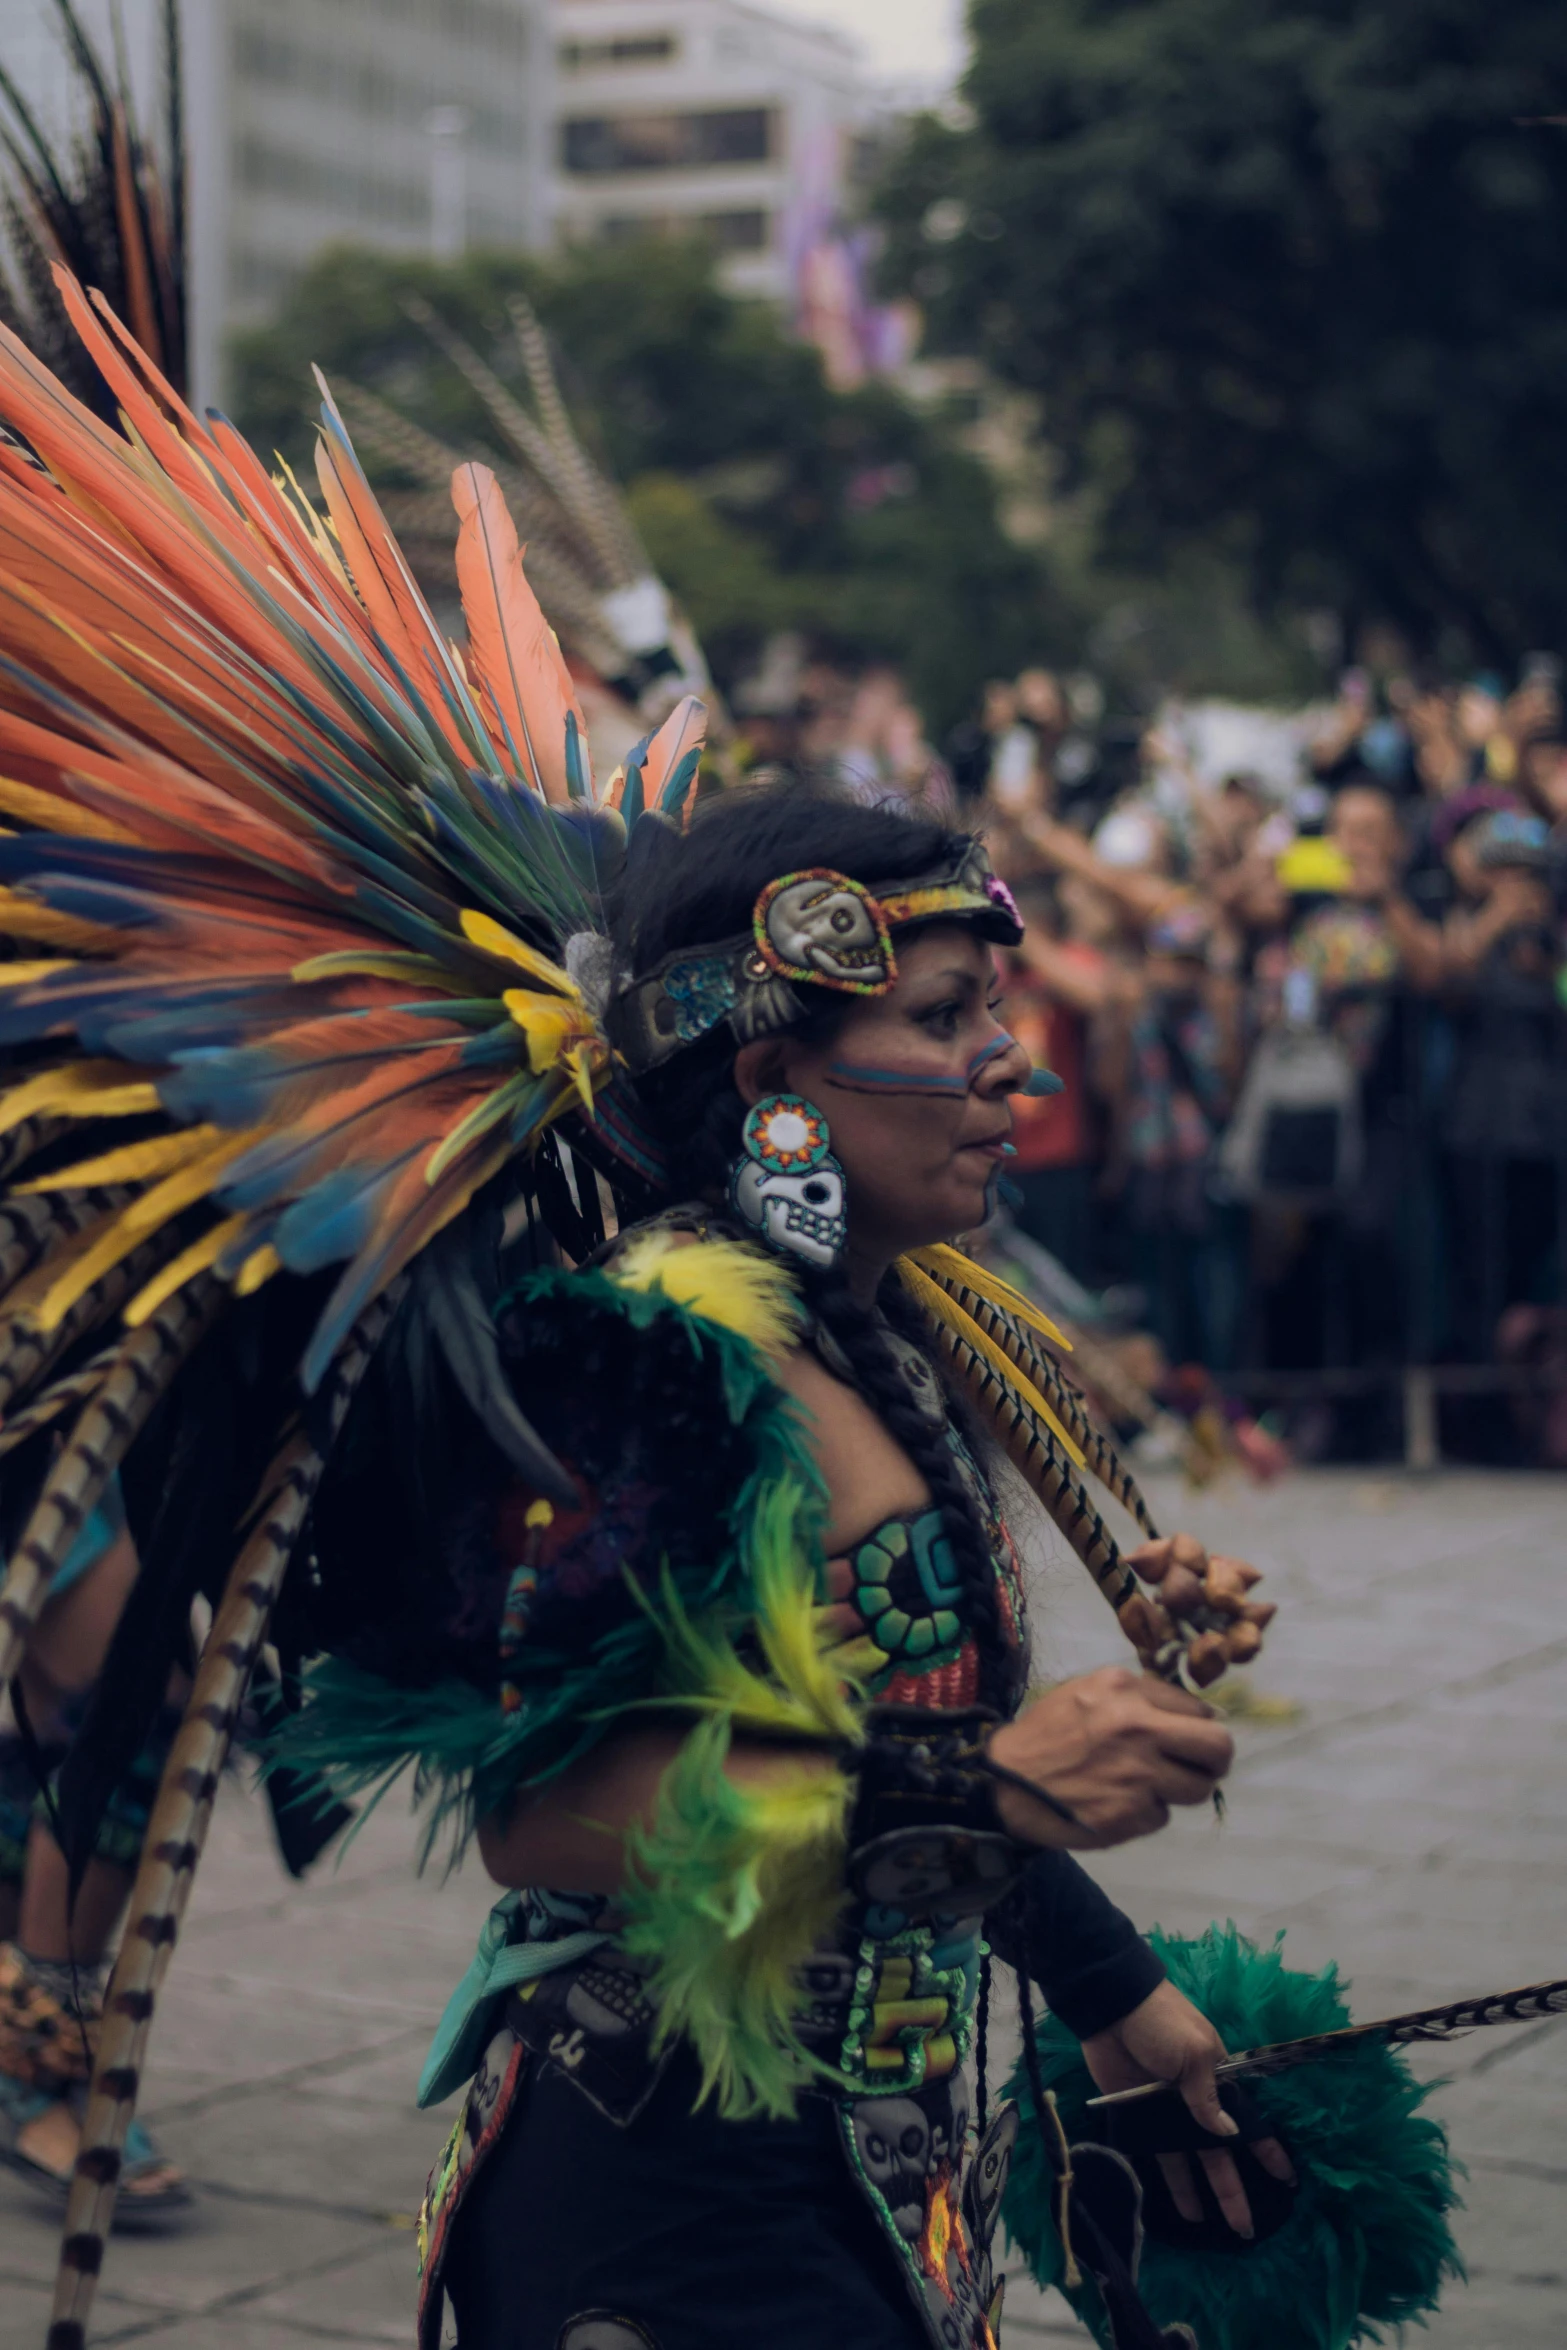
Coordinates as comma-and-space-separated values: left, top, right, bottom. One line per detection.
559, 35, 677, 70
702, 208, 769, 250
593, 208, 771, 251
562, 108, 775, 175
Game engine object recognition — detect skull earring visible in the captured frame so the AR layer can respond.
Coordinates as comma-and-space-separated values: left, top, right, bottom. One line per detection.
730, 1093, 847, 1269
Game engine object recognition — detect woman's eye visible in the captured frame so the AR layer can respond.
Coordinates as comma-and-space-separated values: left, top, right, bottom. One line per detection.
918, 1000, 961, 1035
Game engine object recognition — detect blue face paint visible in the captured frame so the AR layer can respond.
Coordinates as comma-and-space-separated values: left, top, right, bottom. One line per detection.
826, 1032, 1022, 1100
825, 1059, 969, 1098
967, 1033, 1016, 1082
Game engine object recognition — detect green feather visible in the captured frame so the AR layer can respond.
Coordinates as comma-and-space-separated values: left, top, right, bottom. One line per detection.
266, 1256, 863, 2119
618, 1712, 850, 2122
1002, 1924, 1464, 2350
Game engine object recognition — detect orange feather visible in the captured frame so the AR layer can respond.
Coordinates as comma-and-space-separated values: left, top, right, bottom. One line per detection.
637, 692, 707, 814
451, 461, 586, 804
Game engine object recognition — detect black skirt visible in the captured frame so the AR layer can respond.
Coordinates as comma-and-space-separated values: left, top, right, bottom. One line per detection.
443, 2044, 932, 2350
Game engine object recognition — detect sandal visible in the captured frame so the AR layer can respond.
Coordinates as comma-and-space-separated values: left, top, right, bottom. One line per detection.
0, 1940, 189, 2224
0, 2069, 190, 2223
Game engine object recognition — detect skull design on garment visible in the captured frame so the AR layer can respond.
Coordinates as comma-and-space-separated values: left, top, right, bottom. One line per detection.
732, 1154, 846, 1268
556, 2320, 661, 2350
962, 2101, 1020, 2254
852, 2096, 932, 2241
754, 870, 895, 992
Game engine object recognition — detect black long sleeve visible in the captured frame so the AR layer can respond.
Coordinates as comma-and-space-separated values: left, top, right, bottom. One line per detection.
987, 1849, 1165, 2040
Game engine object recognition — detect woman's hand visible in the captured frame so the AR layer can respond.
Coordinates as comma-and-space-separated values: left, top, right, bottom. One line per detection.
985, 1667, 1233, 1850
1082, 1980, 1295, 2238
1118, 1534, 1275, 1684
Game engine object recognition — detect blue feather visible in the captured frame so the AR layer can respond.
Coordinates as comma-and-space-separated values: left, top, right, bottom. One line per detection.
273, 1152, 420, 1275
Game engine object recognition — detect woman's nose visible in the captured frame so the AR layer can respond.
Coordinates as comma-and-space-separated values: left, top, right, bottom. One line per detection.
972, 1030, 1031, 1094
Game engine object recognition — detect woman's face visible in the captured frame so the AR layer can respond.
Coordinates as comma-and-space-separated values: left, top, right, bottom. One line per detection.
735, 925, 1030, 1268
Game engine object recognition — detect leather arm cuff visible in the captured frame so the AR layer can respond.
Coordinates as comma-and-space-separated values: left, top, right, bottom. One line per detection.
843, 1704, 1029, 1919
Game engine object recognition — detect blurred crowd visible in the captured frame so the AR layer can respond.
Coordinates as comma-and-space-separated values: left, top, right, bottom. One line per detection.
733, 643, 1567, 1466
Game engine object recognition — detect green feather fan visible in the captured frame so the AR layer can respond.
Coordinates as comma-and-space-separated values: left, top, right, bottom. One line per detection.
1001, 1926, 1463, 2350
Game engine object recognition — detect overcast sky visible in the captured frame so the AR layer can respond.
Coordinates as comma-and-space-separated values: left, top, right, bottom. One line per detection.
769, 0, 966, 91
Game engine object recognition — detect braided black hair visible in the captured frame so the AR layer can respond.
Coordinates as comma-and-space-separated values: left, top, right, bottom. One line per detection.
610, 777, 1020, 1711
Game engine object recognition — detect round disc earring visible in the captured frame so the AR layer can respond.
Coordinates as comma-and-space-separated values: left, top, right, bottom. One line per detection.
730, 1093, 848, 1268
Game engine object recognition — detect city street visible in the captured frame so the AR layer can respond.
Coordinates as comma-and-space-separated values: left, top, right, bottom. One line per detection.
1, 1465, 1562, 2350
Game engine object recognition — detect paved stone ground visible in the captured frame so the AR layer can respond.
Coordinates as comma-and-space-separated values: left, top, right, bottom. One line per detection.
1, 1467, 1563, 2349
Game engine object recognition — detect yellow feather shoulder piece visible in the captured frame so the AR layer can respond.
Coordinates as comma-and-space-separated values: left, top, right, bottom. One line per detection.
606, 1231, 801, 1360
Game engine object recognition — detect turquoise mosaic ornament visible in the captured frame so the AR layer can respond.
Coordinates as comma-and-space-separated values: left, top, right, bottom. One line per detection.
852, 1506, 965, 1665
663, 954, 736, 1043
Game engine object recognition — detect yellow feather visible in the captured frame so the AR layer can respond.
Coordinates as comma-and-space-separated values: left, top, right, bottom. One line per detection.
235, 1242, 282, 1297
19, 1124, 219, 1193
899, 1256, 1085, 1466
124, 1214, 249, 1325
291, 950, 471, 991
608, 1233, 801, 1359
0, 890, 113, 952
0, 774, 138, 843
459, 907, 573, 992
502, 988, 581, 1069
0, 960, 76, 988
911, 1241, 1073, 1352
0, 1062, 161, 1141
34, 1133, 257, 1331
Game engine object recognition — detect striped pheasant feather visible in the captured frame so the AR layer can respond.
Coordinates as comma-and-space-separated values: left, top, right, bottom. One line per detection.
0, 1217, 173, 1417
914, 1256, 1160, 1538
0, 1278, 221, 1683
0, 1186, 146, 1301
0, 1340, 119, 1459
919, 1307, 1140, 1620
47, 1289, 399, 2350
1089, 1978, 1567, 2107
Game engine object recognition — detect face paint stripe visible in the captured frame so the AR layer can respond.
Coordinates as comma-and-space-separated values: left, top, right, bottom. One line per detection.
824, 1060, 970, 1098
967, 1034, 1016, 1081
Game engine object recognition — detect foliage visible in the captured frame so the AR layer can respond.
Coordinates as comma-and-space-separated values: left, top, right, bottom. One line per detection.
876, 0, 1567, 665
230, 240, 1066, 735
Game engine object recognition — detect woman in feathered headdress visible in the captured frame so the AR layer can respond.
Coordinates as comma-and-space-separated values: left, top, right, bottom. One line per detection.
0, 261, 1456, 2350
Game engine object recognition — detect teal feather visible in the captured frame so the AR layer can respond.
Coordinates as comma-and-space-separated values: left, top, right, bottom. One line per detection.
657, 744, 701, 825
1002, 1925, 1464, 2350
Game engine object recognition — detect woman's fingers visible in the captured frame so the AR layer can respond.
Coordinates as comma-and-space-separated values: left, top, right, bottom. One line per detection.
1155, 2140, 1293, 2238
1196, 2149, 1255, 2238
1250, 2133, 1296, 2185
1153, 1755, 1232, 1808
1156, 2152, 1204, 2225
1146, 1707, 1234, 1777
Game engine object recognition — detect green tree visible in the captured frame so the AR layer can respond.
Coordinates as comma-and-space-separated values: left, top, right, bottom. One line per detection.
877, 0, 1567, 664
230, 239, 1066, 734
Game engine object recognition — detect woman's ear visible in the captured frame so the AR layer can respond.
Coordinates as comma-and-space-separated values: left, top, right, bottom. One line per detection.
732, 1038, 794, 1107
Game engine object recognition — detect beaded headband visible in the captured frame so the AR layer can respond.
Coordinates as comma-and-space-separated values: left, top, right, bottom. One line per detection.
608, 839, 1023, 1076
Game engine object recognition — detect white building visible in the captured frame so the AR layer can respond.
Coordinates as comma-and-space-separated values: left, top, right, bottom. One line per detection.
0, 0, 554, 404
187, 0, 554, 402
552, 0, 866, 302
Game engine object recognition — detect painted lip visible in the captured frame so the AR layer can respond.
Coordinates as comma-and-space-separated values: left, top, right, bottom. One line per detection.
959, 1130, 1014, 1161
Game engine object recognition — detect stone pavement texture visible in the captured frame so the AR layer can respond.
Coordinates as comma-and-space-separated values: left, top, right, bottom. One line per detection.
1, 1466, 1563, 2349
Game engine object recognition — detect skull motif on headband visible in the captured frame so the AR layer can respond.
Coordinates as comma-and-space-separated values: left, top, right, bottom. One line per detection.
753, 871, 896, 994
